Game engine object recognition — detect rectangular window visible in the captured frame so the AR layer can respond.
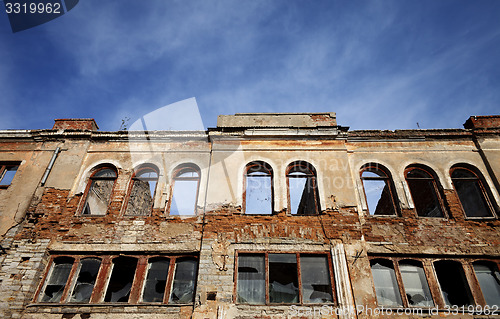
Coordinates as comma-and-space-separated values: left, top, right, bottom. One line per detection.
236, 252, 335, 305
35, 254, 198, 305
0, 163, 20, 187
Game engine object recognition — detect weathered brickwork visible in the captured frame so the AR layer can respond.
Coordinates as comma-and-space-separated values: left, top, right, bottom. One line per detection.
0, 113, 498, 318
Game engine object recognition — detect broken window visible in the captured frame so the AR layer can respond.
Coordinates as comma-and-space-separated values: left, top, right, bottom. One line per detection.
169, 257, 198, 304
142, 257, 170, 302
39, 257, 74, 303
286, 162, 320, 215
370, 259, 403, 306
81, 167, 117, 215
0, 163, 20, 187
125, 166, 158, 216
236, 252, 334, 305
69, 258, 101, 303
245, 161, 273, 214
169, 165, 200, 215
451, 166, 495, 218
237, 254, 266, 304
473, 261, 500, 307
104, 257, 138, 302
300, 255, 333, 303
399, 260, 433, 307
361, 164, 398, 216
405, 166, 444, 217
434, 260, 473, 306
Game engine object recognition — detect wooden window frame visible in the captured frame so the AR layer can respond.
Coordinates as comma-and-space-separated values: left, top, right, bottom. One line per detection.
33, 253, 198, 305
167, 164, 201, 216
0, 162, 20, 189
286, 161, 320, 215
234, 251, 336, 305
404, 165, 447, 218
360, 164, 399, 216
79, 165, 118, 216
243, 161, 274, 215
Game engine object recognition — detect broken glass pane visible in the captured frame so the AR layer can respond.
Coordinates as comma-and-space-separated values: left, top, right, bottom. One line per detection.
434, 260, 473, 306
0, 165, 19, 185
473, 262, 500, 307
289, 173, 318, 215
70, 258, 101, 303
362, 170, 396, 216
104, 257, 138, 302
399, 261, 433, 307
269, 254, 299, 303
82, 179, 114, 215
406, 169, 443, 217
170, 180, 198, 215
169, 258, 197, 304
237, 254, 265, 304
300, 255, 333, 303
40, 257, 74, 303
143, 258, 169, 303
246, 171, 272, 214
370, 260, 402, 306
452, 169, 492, 217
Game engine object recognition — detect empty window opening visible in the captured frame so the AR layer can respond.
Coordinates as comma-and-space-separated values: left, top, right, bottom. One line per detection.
405, 167, 444, 217
104, 257, 138, 302
0, 164, 19, 187
473, 261, 500, 307
370, 259, 402, 306
69, 258, 101, 303
300, 255, 333, 303
269, 254, 299, 303
125, 166, 158, 216
142, 257, 170, 303
434, 260, 473, 306
169, 257, 198, 304
40, 257, 74, 303
170, 166, 200, 215
245, 162, 273, 214
287, 162, 320, 215
82, 167, 117, 215
399, 260, 433, 307
361, 165, 397, 216
451, 167, 494, 218
237, 254, 265, 304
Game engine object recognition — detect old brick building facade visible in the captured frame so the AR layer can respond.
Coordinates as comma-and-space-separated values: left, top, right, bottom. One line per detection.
0, 113, 499, 318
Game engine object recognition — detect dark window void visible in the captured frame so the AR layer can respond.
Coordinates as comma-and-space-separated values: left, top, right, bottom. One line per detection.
40, 257, 74, 303
399, 260, 433, 307
142, 257, 169, 303
434, 260, 473, 306
245, 162, 273, 214
473, 261, 500, 307
451, 167, 494, 218
405, 167, 444, 217
361, 165, 397, 216
170, 167, 200, 215
269, 254, 299, 303
237, 254, 265, 304
169, 258, 198, 304
104, 257, 138, 302
287, 162, 320, 215
300, 255, 333, 303
82, 168, 116, 216
125, 167, 158, 216
0, 164, 19, 186
370, 259, 402, 306
69, 258, 101, 303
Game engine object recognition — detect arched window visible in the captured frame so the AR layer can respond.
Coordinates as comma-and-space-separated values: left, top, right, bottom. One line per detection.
244, 161, 273, 214
405, 165, 444, 217
169, 165, 200, 215
81, 166, 117, 216
125, 165, 159, 216
286, 161, 320, 215
450, 165, 495, 218
360, 164, 398, 216
472, 261, 500, 307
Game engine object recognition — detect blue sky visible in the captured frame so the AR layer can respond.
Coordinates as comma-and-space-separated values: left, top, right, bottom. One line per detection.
1, 0, 499, 131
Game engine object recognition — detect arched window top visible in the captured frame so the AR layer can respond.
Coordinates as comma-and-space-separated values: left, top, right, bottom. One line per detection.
133, 164, 159, 179
92, 168, 117, 178
174, 164, 200, 179
246, 161, 273, 175
360, 163, 392, 179
450, 164, 484, 179
405, 164, 439, 179
287, 161, 316, 176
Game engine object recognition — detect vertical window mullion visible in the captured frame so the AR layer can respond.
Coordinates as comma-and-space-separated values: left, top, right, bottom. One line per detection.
60, 257, 80, 303
91, 256, 112, 303
129, 256, 147, 303
393, 259, 408, 307
163, 258, 176, 304
265, 253, 269, 304
296, 253, 302, 304
326, 253, 337, 305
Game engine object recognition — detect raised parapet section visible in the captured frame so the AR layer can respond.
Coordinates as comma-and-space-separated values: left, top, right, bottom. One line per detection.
217, 112, 337, 128
53, 118, 99, 131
